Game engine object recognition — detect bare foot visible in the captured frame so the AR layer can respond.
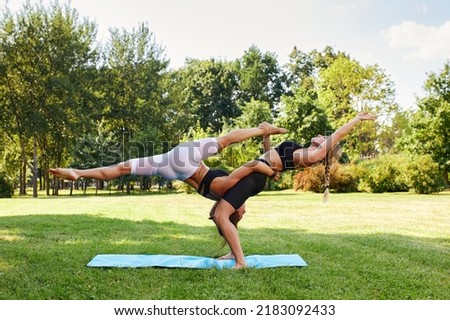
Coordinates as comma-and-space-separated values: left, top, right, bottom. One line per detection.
217, 253, 235, 260
258, 122, 288, 135
356, 112, 377, 121
49, 168, 80, 180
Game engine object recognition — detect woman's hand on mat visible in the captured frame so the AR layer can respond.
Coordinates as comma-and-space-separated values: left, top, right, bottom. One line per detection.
218, 253, 247, 270
234, 262, 247, 270
217, 253, 235, 260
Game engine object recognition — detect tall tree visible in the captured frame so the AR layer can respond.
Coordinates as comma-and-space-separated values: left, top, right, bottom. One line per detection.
285, 45, 345, 92
98, 23, 168, 192
407, 62, 450, 184
0, 2, 98, 196
176, 58, 240, 132
102, 23, 168, 137
237, 45, 286, 113
318, 55, 367, 125
276, 86, 330, 146
317, 55, 395, 159
285, 46, 315, 89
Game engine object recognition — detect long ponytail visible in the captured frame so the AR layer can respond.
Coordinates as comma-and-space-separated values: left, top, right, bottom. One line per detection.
322, 151, 331, 203
322, 143, 342, 203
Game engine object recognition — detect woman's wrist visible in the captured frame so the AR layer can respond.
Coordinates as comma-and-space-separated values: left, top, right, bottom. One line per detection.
354, 114, 363, 122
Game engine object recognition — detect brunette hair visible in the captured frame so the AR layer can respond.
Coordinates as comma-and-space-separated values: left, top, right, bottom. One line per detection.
322, 143, 342, 203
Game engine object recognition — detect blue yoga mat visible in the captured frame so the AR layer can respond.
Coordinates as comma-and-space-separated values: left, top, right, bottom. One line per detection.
86, 254, 307, 269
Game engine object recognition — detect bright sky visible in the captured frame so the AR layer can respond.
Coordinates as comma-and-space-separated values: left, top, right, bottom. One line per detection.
2, 0, 450, 109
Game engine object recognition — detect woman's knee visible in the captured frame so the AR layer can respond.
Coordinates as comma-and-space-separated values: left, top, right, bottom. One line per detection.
119, 161, 132, 175
215, 135, 230, 150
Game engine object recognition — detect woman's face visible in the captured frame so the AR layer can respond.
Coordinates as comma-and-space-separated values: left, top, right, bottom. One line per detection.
311, 135, 326, 147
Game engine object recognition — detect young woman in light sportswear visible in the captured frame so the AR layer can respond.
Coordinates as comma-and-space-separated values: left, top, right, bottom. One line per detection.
50, 123, 286, 200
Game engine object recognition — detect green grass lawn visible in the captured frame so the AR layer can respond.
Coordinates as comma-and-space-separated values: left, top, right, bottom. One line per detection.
1, 190, 449, 300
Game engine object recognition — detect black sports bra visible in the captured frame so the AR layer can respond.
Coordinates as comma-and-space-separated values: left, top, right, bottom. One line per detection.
197, 169, 228, 200
274, 140, 303, 171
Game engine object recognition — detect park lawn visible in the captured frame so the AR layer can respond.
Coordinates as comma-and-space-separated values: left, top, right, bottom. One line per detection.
0, 190, 449, 300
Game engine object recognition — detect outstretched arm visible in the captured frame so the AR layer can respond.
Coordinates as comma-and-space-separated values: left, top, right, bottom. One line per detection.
306, 112, 376, 165
212, 200, 247, 269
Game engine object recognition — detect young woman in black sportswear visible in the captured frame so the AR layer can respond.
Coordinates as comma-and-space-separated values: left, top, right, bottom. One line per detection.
209, 112, 377, 269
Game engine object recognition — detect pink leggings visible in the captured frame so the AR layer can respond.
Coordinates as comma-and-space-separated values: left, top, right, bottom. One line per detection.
129, 138, 220, 180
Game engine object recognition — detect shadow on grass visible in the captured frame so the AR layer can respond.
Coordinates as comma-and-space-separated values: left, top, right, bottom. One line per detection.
1, 214, 449, 300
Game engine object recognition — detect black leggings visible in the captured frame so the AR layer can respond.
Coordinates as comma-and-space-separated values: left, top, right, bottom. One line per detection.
222, 173, 267, 210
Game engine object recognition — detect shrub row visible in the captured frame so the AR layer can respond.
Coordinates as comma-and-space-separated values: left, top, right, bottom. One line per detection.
293, 154, 445, 194
0, 173, 14, 198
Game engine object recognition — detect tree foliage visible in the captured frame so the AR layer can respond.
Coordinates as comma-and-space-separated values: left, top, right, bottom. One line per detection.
0, 2, 447, 195
237, 45, 286, 112
1, 1, 98, 196
404, 62, 450, 184
276, 86, 329, 146
176, 58, 240, 132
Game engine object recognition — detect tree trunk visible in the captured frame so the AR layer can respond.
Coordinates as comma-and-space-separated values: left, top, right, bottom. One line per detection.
19, 140, 27, 195
39, 168, 43, 191
45, 167, 50, 196
32, 136, 38, 198
19, 162, 27, 195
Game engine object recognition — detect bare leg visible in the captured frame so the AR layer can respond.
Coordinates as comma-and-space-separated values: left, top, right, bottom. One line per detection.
295, 112, 377, 166
216, 124, 287, 151
50, 161, 131, 181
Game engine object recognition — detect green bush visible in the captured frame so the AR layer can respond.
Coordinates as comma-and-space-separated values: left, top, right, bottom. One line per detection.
405, 154, 444, 194
171, 180, 195, 194
355, 154, 445, 194
272, 171, 295, 191
293, 154, 444, 194
356, 154, 409, 193
0, 173, 14, 198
